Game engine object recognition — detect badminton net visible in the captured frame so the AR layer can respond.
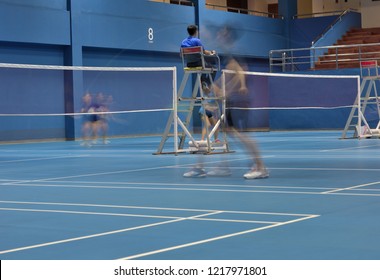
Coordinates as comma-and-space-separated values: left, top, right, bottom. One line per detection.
0, 63, 176, 142
220, 70, 360, 131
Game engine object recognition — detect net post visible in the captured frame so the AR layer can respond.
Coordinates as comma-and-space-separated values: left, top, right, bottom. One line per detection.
221, 70, 229, 148
222, 70, 226, 120
173, 67, 179, 153
356, 75, 362, 137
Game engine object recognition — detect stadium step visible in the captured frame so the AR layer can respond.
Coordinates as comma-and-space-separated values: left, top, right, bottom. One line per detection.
315, 27, 380, 70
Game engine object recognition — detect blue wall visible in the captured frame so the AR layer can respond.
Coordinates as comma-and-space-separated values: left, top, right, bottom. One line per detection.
290, 16, 338, 49
311, 11, 361, 66
0, 0, 360, 141
0, 1, 70, 45
0, 0, 287, 63
198, 3, 287, 58
312, 12, 362, 48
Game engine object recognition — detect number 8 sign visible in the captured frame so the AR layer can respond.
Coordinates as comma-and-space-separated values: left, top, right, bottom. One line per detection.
148, 28, 154, 42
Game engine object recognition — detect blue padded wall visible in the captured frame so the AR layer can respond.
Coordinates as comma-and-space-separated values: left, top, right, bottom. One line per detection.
0, 1, 70, 45
0, 0, 360, 141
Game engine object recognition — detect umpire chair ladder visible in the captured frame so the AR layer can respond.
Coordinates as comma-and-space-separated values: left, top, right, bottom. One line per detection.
154, 46, 230, 154
342, 60, 380, 138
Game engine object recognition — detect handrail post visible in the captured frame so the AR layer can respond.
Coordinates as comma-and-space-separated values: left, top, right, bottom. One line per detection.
311, 9, 356, 48
282, 52, 286, 72
291, 50, 295, 72
269, 51, 273, 73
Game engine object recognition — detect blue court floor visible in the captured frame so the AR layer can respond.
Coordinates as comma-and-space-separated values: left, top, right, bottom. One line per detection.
0, 131, 379, 260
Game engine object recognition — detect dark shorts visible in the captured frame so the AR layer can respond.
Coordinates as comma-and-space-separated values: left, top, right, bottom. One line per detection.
83, 114, 97, 123
226, 94, 249, 130
200, 109, 214, 119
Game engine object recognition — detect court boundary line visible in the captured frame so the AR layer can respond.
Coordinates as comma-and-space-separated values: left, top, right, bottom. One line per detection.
321, 181, 380, 194
320, 143, 380, 152
0, 211, 220, 256
3, 181, 380, 197
1, 181, 336, 190
0, 207, 280, 225
0, 203, 318, 257
0, 156, 258, 184
0, 155, 89, 164
0, 200, 315, 217
120, 214, 319, 260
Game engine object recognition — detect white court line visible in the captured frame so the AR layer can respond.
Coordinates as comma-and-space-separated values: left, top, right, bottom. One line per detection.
3, 165, 190, 184
2, 156, 256, 184
320, 143, 380, 152
1, 180, 35, 186
322, 181, 380, 194
0, 207, 278, 225
0, 182, 327, 195
327, 192, 380, 197
119, 214, 319, 260
264, 154, 380, 159
0, 207, 185, 220
3, 181, 380, 196
0, 200, 314, 217
0, 201, 318, 258
0, 179, 23, 182
268, 167, 380, 172
0, 211, 220, 255
0, 155, 89, 164
48, 180, 380, 192
176, 166, 380, 172
4, 181, 335, 191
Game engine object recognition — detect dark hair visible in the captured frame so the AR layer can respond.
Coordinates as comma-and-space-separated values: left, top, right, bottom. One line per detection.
187, 25, 198, 36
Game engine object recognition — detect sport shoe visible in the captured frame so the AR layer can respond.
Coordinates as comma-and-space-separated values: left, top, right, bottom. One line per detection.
80, 141, 92, 147
243, 168, 269, 179
201, 82, 211, 93
183, 168, 207, 178
207, 168, 231, 177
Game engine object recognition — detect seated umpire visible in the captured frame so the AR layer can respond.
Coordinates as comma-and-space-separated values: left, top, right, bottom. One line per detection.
181, 25, 218, 89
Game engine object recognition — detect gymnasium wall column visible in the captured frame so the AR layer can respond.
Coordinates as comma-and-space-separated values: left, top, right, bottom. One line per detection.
64, 0, 85, 140
279, 0, 297, 48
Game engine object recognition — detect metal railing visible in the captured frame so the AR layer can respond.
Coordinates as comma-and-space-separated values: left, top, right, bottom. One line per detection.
150, 1, 283, 18
293, 9, 356, 19
169, 0, 194, 6
269, 42, 380, 72
150, 0, 194, 6
311, 9, 359, 45
205, 3, 283, 19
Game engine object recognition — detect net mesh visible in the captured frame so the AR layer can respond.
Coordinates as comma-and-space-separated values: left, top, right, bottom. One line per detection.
0, 63, 175, 141
221, 70, 360, 131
